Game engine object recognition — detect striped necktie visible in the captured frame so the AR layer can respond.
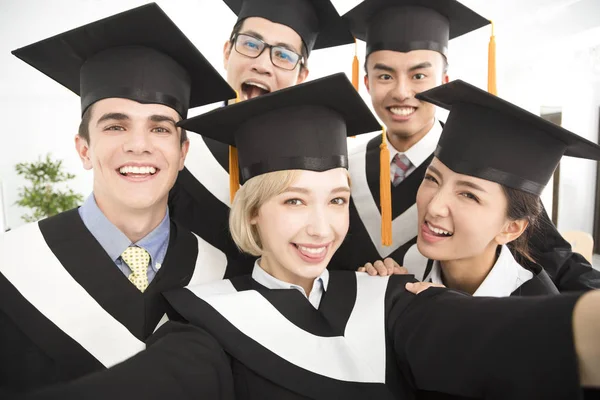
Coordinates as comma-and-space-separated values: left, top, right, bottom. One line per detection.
391, 153, 412, 186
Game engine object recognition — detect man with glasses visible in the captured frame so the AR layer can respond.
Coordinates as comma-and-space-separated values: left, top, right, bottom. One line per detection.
168, 0, 354, 274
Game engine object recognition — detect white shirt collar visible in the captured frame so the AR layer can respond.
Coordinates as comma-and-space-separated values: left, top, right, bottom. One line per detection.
251, 259, 329, 308
429, 245, 534, 297
387, 119, 443, 169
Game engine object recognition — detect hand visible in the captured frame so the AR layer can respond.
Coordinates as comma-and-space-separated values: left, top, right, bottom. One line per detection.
357, 258, 408, 276
405, 281, 446, 294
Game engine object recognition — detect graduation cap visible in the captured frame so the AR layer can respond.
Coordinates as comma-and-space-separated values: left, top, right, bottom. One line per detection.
12, 3, 235, 118
343, 0, 489, 58
179, 72, 381, 198
222, 0, 355, 55
416, 80, 600, 196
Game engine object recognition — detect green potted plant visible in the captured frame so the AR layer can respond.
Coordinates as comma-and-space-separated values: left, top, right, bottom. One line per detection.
15, 154, 84, 223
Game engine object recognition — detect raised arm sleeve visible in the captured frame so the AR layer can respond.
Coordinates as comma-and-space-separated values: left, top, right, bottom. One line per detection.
20, 322, 235, 400
390, 286, 583, 400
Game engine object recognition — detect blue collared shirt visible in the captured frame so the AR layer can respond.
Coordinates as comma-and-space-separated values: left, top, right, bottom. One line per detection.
78, 194, 170, 283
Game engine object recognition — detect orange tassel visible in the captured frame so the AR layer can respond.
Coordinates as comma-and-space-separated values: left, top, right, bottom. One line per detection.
229, 146, 240, 203
352, 38, 359, 91
488, 21, 497, 95
380, 126, 392, 246
350, 38, 360, 139
229, 91, 241, 202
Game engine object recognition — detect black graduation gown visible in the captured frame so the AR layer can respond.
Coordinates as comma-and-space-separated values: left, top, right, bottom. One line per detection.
159, 272, 583, 400
330, 132, 434, 275
331, 132, 600, 292
511, 264, 559, 296
16, 322, 236, 400
168, 134, 256, 278
0, 208, 228, 393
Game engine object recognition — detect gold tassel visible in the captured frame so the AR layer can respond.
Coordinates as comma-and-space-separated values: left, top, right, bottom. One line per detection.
229, 146, 240, 203
229, 91, 241, 202
488, 21, 497, 95
352, 38, 359, 91
350, 38, 360, 138
380, 126, 392, 246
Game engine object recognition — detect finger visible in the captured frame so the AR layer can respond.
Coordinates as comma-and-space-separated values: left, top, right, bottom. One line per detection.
405, 282, 438, 294
405, 282, 425, 294
414, 282, 445, 294
392, 266, 409, 275
373, 260, 389, 276
357, 267, 366, 272
382, 258, 396, 275
364, 263, 378, 276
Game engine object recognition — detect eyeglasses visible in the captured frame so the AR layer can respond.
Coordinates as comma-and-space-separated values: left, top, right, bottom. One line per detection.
233, 33, 304, 71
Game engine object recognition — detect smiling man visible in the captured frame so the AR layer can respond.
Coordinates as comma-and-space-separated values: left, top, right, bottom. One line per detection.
168, 0, 354, 274
0, 3, 236, 394
329, 0, 489, 277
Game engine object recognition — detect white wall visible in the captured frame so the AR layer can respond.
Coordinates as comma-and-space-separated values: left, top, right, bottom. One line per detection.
1, 0, 599, 233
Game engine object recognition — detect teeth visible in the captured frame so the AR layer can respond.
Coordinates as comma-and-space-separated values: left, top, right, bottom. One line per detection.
119, 166, 157, 175
427, 222, 452, 236
297, 245, 327, 255
244, 81, 269, 91
390, 107, 416, 116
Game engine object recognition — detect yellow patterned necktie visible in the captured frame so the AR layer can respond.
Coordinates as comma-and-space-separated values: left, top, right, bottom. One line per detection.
121, 246, 150, 292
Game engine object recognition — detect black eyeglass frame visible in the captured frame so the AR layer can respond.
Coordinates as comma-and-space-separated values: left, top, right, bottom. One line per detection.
232, 33, 305, 71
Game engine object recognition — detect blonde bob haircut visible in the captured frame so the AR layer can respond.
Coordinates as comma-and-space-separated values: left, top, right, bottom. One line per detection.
229, 170, 302, 256
229, 168, 351, 256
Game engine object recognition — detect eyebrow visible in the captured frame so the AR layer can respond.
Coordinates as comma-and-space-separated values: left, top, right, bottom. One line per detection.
455, 180, 487, 193
427, 165, 442, 177
241, 30, 299, 53
408, 61, 433, 72
150, 114, 178, 127
372, 63, 396, 73
283, 187, 310, 195
428, 165, 487, 193
242, 30, 264, 41
331, 186, 351, 194
283, 186, 351, 195
96, 112, 129, 126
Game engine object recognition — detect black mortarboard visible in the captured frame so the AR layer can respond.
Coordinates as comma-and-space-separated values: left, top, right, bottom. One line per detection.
344, 0, 489, 57
179, 73, 380, 183
12, 3, 235, 118
223, 0, 355, 55
416, 80, 600, 196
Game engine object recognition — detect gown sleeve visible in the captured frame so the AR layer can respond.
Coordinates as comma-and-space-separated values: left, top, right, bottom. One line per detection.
19, 322, 235, 400
526, 207, 600, 291
388, 279, 583, 400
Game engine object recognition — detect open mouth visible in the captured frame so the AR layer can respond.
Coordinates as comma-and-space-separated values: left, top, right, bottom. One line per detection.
118, 165, 159, 178
424, 221, 453, 237
388, 106, 417, 118
241, 81, 271, 100
291, 243, 330, 263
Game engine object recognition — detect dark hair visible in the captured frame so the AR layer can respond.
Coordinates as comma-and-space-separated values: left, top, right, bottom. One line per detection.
364, 53, 449, 77
228, 18, 309, 71
77, 104, 94, 143
77, 103, 188, 145
501, 185, 543, 264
